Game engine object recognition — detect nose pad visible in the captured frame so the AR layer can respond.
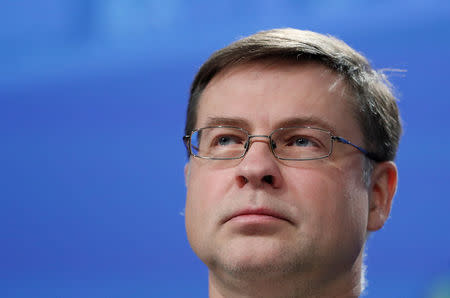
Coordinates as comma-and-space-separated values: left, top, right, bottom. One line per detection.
244, 140, 250, 150
271, 140, 277, 150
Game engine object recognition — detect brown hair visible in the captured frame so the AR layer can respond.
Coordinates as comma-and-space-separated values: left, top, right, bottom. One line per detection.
185, 28, 402, 162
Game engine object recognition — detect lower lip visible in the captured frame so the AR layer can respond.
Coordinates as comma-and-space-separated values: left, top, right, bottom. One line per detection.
226, 214, 287, 234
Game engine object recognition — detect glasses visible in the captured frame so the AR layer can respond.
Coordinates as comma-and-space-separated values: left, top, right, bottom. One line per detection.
183, 126, 379, 161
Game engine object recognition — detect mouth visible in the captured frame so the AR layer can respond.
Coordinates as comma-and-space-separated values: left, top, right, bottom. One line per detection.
223, 208, 291, 225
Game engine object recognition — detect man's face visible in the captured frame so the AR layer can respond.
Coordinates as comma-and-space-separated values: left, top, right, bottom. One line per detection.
184, 62, 370, 278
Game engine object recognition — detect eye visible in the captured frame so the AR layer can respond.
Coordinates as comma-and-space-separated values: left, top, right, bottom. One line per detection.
286, 136, 317, 147
214, 135, 243, 146
294, 137, 313, 147
218, 136, 234, 146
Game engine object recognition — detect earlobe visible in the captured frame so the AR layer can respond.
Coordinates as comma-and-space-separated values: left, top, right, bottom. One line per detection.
184, 163, 190, 187
367, 161, 398, 231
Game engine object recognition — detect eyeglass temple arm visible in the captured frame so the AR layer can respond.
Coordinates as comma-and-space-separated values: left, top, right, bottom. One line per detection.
332, 136, 382, 162
183, 135, 201, 155
183, 134, 191, 142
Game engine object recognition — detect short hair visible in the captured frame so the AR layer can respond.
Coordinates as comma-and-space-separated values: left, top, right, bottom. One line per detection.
185, 28, 402, 162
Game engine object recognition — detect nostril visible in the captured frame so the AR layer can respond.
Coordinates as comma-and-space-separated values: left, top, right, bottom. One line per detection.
262, 175, 274, 185
237, 176, 249, 187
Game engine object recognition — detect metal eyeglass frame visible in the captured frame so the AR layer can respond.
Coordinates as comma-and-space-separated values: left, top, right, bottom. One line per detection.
183, 126, 381, 162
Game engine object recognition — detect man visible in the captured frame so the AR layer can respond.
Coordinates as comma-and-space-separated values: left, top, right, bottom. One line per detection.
182, 28, 401, 297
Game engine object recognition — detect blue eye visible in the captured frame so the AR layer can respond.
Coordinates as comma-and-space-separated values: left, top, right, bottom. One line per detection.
216, 135, 242, 146
294, 137, 313, 147
218, 136, 233, 146
280, 131, 322, 149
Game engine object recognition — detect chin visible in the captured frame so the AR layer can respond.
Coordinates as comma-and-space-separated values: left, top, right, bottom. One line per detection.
211, 237, 302, 276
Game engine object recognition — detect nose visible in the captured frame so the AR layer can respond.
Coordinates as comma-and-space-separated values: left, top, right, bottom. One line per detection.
235, 136, 283, 189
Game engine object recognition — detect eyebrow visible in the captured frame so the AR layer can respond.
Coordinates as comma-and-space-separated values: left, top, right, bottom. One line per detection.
276, 117, 337, 134
204, 116, 337, 134
204, 117, 251, 130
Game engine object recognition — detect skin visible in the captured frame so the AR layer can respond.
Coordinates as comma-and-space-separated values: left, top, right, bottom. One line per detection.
184, 61, 398, 298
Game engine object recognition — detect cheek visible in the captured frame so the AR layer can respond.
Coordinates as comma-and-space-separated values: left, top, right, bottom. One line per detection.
184, 163, 233, 245
284, 165, 340, 208
186, 163, 231, 210
284, 164, 368, 237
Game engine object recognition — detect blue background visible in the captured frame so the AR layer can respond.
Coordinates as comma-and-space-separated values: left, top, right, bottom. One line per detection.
1, 1, 450, 297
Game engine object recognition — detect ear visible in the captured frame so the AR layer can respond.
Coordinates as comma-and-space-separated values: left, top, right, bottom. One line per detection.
367, 161, 398, 231
184, 162, 190, 187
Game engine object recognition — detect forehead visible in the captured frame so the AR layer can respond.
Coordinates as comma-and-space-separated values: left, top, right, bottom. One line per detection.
197, 61, 360, 138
